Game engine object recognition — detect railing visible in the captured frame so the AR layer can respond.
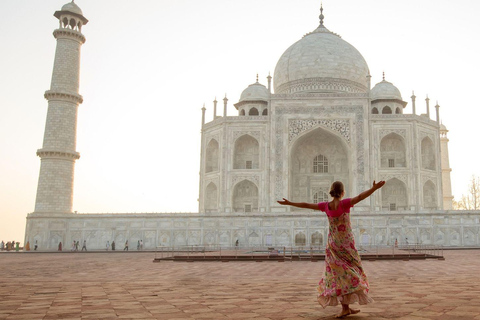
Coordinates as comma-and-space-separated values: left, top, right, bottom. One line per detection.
154, 243, 443, 262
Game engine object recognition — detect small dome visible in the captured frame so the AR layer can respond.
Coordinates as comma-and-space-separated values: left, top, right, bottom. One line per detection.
61, 1, 83, 16
371, 80, 402, 101
440, 123, 448, 131
239, 82, 269, 102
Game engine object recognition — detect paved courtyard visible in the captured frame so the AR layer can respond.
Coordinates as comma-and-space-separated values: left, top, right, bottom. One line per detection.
0, 250, 479, 320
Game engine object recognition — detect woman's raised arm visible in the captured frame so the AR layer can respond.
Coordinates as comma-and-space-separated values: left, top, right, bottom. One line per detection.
277, 198, 319, 210
350, 181, 385, 206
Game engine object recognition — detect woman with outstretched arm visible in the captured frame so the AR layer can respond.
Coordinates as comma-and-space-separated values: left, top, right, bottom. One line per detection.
278, 180, 385, 318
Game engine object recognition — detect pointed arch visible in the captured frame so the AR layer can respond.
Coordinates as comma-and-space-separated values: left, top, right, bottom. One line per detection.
205, 139, 219, 173
232, 180, 258, 212
204, 182, 218, 212
239, 109, 245, 116
421, 137, 436, 170
311, 231, 323, 246
382, 178, 407, 211
380, 133, 406, 168
233, 134, 259, 169
262, 108, 268, 115
382, 106, 392, 114
423, 180, 437, 208
290, 126, 350, 202
372, 107, 379, 114
249, 107, 259, 116
295, 232, 306, 246
395, 107, 402, 114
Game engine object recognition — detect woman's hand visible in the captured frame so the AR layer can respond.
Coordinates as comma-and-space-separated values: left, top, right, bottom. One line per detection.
277, 198, 291, 206
373, 180, 386, 190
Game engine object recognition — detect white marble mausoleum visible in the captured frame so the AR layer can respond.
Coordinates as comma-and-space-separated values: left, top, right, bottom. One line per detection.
25, 2, 480, 250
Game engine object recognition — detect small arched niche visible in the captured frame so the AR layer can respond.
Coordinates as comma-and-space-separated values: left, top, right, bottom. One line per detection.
382, 178, 408, 211
232, 180, 258, 212
380, 133, 406, 168
382, 106, 392, 114
233, 135, 259, 169
421, 137, 436, 170
204, 182, 218, 212
205, 139, 219, 173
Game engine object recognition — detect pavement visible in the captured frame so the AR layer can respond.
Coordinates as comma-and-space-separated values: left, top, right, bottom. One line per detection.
0, 250, 479, 320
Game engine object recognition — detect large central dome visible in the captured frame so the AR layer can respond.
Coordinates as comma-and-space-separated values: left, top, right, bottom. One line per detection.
273, 11, 369, 94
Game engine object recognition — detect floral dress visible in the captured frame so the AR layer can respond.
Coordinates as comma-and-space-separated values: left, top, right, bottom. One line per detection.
316, 198, 373, 307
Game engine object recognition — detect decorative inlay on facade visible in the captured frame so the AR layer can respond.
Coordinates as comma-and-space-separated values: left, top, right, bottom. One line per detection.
276, 77, 367, 95
233, 131, 261, 141
421, 175, 437, 186
274, 105, 364, 201
419, 131, 435, 142
289, 119, 350, 143
379, 129, 406, 139
44, 90, 83, 104
231, 175, 260, 187
380, 174, 408, 184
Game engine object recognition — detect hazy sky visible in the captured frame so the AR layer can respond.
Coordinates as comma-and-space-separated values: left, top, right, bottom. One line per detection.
1, 0, 479, 243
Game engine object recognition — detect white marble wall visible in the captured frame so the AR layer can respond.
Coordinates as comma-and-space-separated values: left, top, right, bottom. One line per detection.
25, 210, 480, 250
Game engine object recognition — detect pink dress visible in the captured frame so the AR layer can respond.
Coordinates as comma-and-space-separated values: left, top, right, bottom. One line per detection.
316, 198, 373, 307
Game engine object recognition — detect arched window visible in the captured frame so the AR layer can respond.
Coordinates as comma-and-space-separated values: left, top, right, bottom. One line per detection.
313, 191, 329, 203
380, 133, 406, 168
313, 154, 328, 173
421, 137, 436, 170
204, 183, 218, 212
249, 108, 259, 116
234, 135, 259, 169
239, 109, 245, 116
262, 109, 268, 115
205, 139, 219, 173
232, 180, 258, 212
382, 106, 392, 114
395, 107, 401, 114
372, 107, 379, 114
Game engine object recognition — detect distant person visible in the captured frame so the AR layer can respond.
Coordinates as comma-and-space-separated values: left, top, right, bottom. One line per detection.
106, 241, 110, 251
25, 241, 30, 251
140, 240, 143, 250
137, 240, 140, 251
235, 239, 239, 247
405, 237, 409, 245
111, 241, 115, 251
71, 241, 76, 251
15, 242, 20, 252
124, 240, 129, 251
1, 240, 4, 251
75, 241, 79, 251
278, 180, 385, 318
82, 240, 87, 251
395, 238, 398, 248
58, 242, 62, 251
34, 240, 38, 251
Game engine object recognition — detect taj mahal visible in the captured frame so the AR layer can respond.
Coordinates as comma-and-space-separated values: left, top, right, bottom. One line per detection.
25, 2, 480, 250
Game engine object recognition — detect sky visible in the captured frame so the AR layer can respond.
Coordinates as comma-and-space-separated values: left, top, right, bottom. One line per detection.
1, 0, 479, 244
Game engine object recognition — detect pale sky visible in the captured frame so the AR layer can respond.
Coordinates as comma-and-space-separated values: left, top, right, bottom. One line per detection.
1, 0, 479, 244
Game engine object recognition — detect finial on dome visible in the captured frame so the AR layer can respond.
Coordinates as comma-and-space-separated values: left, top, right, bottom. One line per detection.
382, 72, 385, 81
319, 3, 325, 27
256, 74, 259, 83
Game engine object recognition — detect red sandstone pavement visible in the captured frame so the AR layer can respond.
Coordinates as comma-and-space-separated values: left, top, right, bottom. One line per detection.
0, 250, 479, 320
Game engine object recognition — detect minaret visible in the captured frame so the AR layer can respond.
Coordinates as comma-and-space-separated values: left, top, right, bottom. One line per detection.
411, 91, 416, 115
425, 95, 430, 118
33, 2, 88, 214
440, 124, 453, 210
223, 95, 228, 116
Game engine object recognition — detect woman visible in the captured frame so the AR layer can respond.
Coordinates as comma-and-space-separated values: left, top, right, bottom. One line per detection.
278, 180, 385, 318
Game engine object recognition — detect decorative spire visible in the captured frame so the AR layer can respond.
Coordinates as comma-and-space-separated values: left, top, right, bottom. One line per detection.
319, 3, 324, 27
256, 73, 259, 83
382, 71, 385, 81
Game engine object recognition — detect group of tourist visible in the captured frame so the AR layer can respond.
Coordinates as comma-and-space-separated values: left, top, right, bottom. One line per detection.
0, 240, 23, 251
0, 240, 20, 251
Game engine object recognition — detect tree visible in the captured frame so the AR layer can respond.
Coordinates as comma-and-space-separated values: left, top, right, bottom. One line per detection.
453, 175, 480, 210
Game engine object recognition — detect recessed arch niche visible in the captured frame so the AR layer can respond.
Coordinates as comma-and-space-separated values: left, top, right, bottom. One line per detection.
423, 180, 437, 208
233, 135, 259, 169
290, 126, 350, 202
421, 137, 436, 170
380, 133, 406, 168
205, 139, 219, 173
382, 178, 407, 210
232, 180, 258, 212
204, 182, 218, 212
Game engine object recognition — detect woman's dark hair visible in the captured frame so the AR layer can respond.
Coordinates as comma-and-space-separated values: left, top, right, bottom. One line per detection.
329, 181, 344, 198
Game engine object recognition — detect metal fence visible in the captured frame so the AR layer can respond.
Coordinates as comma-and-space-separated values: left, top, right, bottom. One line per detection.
154, 243, 443, 261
